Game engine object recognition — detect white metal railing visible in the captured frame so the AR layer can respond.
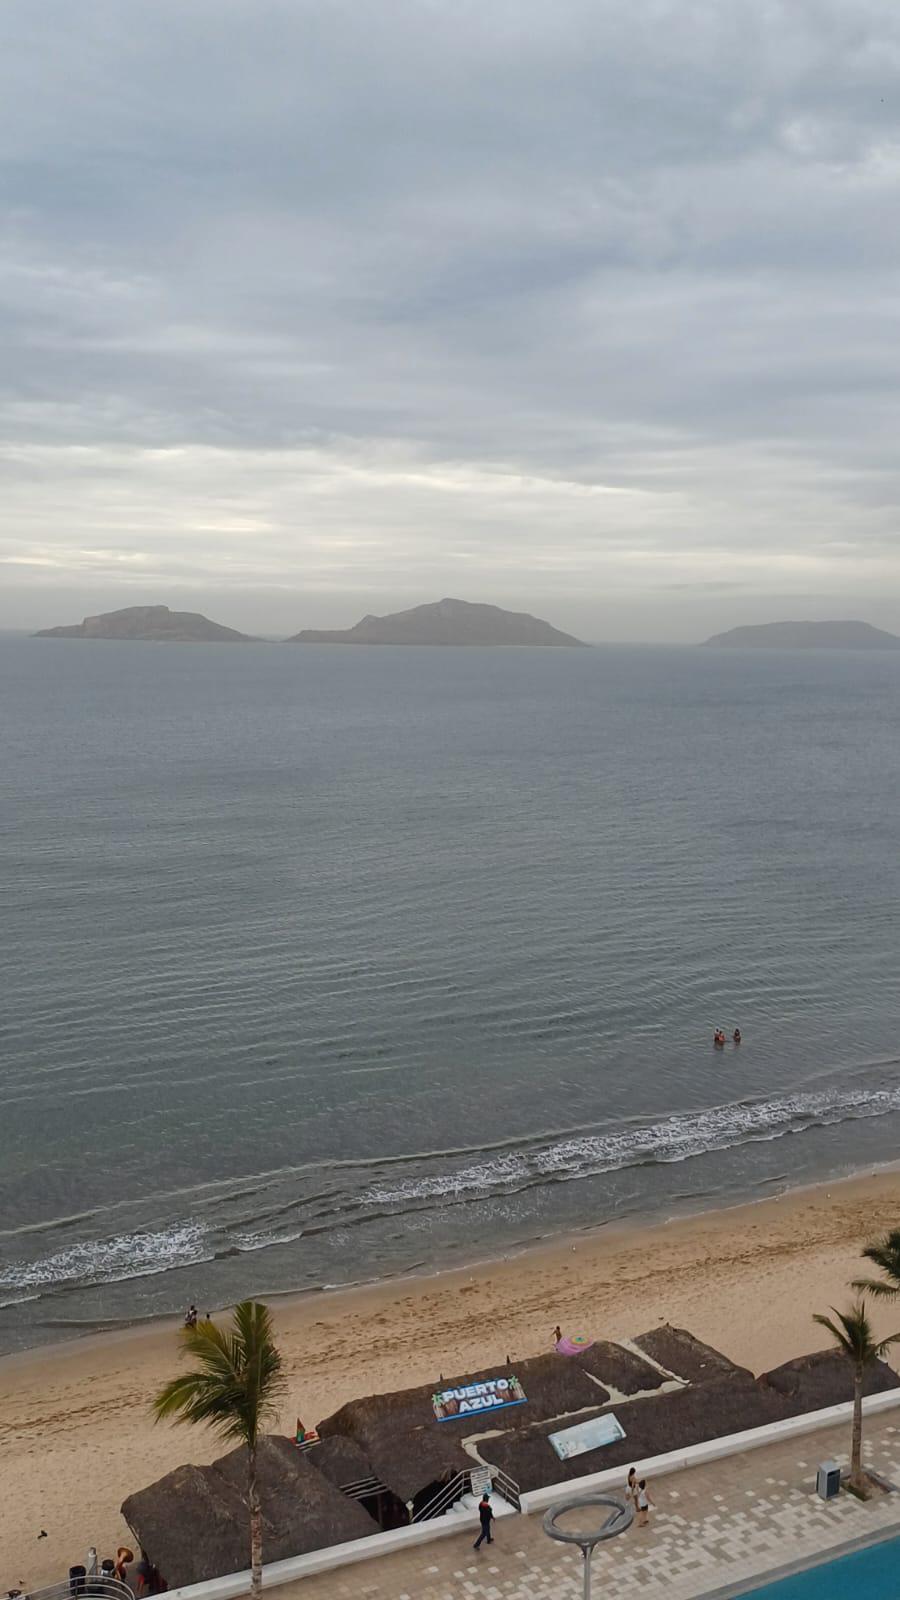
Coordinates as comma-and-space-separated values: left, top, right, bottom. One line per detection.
410, 1467, 522, 1522
14, 1581, 134, 1600
491, 1468, 522, 1512
411, 1470, 471, 1522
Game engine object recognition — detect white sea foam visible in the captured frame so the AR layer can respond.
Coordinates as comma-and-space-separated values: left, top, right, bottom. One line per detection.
0, 1222, 209, 1292
363, 1084, 900, 1205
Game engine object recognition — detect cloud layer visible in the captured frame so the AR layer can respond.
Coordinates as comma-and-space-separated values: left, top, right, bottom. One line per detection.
3, 0, 900, 638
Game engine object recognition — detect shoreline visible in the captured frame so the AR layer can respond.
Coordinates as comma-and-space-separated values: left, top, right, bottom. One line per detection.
6, 1152, 900, 1374
3, 1161, 900, 1587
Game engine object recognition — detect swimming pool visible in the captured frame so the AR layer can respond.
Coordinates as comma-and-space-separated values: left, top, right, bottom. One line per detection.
740, 1533, 900, 1597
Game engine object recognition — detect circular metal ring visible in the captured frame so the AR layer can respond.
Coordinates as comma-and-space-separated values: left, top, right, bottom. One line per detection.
542, 1492, 633, 1553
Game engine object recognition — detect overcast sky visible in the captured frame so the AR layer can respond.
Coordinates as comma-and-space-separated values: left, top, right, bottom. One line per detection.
3, 0, 900, 641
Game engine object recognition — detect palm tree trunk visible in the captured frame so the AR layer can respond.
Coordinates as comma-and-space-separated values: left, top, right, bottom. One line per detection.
248, 1440, 263, 1597
850, 1367, 863, 1489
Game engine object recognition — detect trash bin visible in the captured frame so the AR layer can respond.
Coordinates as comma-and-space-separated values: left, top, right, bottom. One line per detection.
816, 1460, 841, 1500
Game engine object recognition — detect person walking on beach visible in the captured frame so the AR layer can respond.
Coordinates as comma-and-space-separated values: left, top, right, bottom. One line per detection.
636, 1479, 654, 1527
553, 1325, 562, 1346
473, 1493, 494, 1549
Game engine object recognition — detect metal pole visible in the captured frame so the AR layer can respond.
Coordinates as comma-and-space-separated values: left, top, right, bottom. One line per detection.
583, 1547, 592, 1600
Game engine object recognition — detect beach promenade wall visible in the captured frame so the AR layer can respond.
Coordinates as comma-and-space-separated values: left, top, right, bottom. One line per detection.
162, 1390, 900, 1600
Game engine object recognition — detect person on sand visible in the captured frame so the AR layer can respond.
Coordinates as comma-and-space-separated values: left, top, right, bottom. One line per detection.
114, 1549, 134, 1584
473, 1492, 494, 1550
553, 1325, 562, 1346
135, 1552, 152, 1597
636, 1479, 654, 1527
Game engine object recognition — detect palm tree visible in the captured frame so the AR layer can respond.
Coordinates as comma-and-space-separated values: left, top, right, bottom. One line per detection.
853, 1228, 900, 1300
153, 1301, 285, 1596
812, 1300, 898, 1491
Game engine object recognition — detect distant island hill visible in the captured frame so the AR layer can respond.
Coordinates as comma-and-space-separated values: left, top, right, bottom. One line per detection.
703, 620, 900, 650
35, 605, 252, 643
287, 598, 583, 646
35, 598, 584, 647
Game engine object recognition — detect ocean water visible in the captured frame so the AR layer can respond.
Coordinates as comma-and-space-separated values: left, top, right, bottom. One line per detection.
1, 636, 899, 1354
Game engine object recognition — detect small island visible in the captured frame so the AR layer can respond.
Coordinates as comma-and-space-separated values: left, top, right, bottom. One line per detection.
703, 620, 900, 651
34, 605, 253, 643
286, 597, 583, 646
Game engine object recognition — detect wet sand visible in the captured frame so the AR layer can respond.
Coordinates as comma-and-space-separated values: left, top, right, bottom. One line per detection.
2, 1164, 900, 1590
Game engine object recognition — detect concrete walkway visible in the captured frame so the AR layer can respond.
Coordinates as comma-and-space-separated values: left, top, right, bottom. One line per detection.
273, 1416, 900, 1600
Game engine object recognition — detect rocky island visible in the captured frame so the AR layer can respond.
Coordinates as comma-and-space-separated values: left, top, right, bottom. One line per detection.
35, 605, 253, 643
286, 597, 583, 646
703, 619, 900, 650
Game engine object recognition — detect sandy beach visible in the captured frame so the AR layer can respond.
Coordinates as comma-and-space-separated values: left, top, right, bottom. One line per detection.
3, 1165, 900, 1590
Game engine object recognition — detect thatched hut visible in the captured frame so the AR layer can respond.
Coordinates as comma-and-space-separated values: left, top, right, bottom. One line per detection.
576, 1340, 667, 1395
318, 1353, 606, 1446
122, 1437, 377, 1589
634, 1325, 754, 1385
122, 1464, 258, 1589
760, 1349, 900, 1411
362, 1429, 474, 1516
314, 1351, 610, 1513
312, 1433, 379, 1493
310, 1434, 410, 1528
479, 1375, 792, 1493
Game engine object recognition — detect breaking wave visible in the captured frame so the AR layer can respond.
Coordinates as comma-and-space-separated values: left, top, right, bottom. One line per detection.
363, 1082, 900, 1205
3, 1078, 900, 1308
0, 1223, 212, 1293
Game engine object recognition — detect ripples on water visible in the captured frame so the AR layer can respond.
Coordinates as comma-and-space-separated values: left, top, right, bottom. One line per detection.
1, 638, 899, 1350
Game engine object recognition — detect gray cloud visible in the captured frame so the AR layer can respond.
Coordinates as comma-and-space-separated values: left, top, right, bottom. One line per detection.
2, 0, 900, 640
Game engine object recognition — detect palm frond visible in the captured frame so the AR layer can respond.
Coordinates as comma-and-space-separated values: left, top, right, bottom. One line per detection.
855, 1231, 900, 1299
813, 1300, 895, 1367
152, 1301, 285, 1447
851, 1276, 900, 1300
812, 1310, 852, 1357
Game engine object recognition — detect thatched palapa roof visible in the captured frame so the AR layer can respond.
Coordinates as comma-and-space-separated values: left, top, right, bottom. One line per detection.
577, 1339, 667, 1395
315, 1352, 609, 1502
312, 1432, 380, 1491
480, 1374, 792, 1493
122, 1436, 376, 1589
319, 1352, 605, 1443
760, 1349, 900, 1411
358, 1429, 472, 1506
126, 1325, 900, 1586
634, 1324, 753, 1385
122, 1463, 257, 1589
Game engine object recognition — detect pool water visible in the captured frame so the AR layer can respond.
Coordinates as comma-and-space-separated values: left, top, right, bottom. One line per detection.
744, 1534, 900, 1597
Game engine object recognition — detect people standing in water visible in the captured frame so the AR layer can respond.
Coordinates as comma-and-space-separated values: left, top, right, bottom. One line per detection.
713, 1029, 726, 1047
733, 1028, 742, 1044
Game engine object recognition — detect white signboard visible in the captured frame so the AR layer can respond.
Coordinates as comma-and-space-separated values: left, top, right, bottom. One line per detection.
548, 1413, 625, 1461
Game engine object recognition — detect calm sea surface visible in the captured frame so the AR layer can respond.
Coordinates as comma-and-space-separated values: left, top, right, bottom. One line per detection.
2, 637, 900, 1354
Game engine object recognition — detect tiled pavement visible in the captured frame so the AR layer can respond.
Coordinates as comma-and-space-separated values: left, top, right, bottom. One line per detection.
276, 1417, 900, 1599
